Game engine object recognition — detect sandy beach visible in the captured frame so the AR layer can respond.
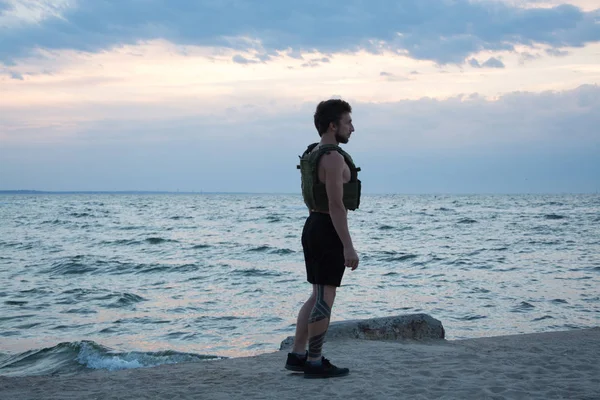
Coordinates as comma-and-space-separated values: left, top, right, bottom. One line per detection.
1, 327, 598, 400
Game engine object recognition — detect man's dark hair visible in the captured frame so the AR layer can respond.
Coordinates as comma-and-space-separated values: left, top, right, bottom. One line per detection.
313, 99, 352, 136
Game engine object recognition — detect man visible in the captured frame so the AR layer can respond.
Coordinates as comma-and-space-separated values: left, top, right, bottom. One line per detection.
285, 99, 361, 379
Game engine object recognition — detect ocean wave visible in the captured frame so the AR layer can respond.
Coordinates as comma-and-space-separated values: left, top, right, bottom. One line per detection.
104, 293, 147, 308
544, 214, 566, 220
380, 251, 418, 262
247, 245, 295, 255
56, 288, 146, 308
45, 256, 98, 275
270, 248, 295, 255
41, 219, 68, 225
492, 247, 509, 251
45, 257, 204, 276
231, 268, 283, 277
116, 225, 146, 231
4, 300, 29, 306
532, 315, 554, 321
62, 308, 98, 315
19, 288, 53, 295
0, 341, 220, 377
114, 317, 170, 324
69, 212, 92, 218
100, 239, 143, 246
0, 241, 36, 250
248, 245, 272, 252
145, 237, 178, 244
513, 301, 536, 312
191, 244, 211, 249
0, 314, 36, 323
456, 315, 487, 321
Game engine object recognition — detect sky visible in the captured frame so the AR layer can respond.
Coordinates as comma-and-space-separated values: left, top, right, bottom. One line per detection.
0, 0, 599, 194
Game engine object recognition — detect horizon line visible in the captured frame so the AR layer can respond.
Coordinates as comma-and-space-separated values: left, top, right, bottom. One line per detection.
0, 190, 597, 195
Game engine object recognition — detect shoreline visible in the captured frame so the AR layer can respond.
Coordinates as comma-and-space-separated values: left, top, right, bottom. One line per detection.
1, 327, 598, 400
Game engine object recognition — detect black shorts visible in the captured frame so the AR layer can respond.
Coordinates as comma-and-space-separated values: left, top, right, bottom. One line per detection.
301, 212, 346, 287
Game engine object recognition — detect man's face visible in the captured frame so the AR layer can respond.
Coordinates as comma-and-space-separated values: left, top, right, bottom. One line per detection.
334, 113, 354, 144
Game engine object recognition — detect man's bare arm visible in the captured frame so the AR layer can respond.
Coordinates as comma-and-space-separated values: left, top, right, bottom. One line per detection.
322, 152, 359, 270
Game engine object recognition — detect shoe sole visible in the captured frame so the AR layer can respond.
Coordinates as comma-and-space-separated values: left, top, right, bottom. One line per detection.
304, 371, 350, 379
285, 365, 305, 372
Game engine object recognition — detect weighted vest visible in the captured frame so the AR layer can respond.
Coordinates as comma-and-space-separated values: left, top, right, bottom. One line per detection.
297, 143, 361, 211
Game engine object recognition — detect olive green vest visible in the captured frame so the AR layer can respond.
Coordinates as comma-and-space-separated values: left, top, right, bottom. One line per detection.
297, 143, 361, 211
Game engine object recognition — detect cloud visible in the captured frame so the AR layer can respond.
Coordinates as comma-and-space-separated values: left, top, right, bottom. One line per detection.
9, 70, 23, 80
3, 83, 598, 150
482, 57, 505, 68
232, 54, 258, 65
546, 48, 571, 56
469, 58, 482, 68
519, 51, 542, 63
300, 57, 331, 68
0, 2, 13, 13
379, 71, 410, 81
2, 84, 598, 193
355, 84, 600, 152
469, 57, 506, 68
1, 1, 599, 66
0, 0, 73, 27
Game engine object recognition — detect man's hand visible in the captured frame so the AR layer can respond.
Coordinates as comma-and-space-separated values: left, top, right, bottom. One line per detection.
344, 247, 359, 270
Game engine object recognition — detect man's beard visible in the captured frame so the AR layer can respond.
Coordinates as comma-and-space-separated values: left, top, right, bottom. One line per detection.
334, 127, 349, 144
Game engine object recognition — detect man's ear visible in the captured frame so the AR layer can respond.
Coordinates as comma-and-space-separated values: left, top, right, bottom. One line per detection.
328, 121, 337, 132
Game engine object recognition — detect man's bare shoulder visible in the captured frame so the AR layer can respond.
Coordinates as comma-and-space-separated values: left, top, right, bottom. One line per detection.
318, 149, 344, 170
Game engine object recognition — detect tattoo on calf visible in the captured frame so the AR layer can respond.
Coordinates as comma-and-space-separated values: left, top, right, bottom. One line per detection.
308, 331, 327, 359
308, 285, 331, 323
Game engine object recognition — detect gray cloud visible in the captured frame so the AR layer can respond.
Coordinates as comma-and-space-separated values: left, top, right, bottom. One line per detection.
232, 54, 258, 65
0, 2, 12, 13
519, 52, 542, 64
482, 57, 505, 68
2, 84, 598, 193
379, 71, 409, 81
9, 71, 23, 80
356, 84, 600, 151
301, 57, 330, 68
469, 57, 505, 68
546, 48, 571, 57
1, 1, 599, 66
469, 58, 482, 68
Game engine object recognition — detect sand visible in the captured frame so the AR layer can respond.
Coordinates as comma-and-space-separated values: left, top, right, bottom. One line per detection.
1, 328, 598, 400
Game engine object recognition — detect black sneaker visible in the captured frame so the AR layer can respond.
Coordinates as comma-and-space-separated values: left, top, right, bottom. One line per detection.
285, 351, 307, 372
304, 357, 349, 379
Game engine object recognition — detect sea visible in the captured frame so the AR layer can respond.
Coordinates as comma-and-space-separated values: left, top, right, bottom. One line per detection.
0, 193, 598, 377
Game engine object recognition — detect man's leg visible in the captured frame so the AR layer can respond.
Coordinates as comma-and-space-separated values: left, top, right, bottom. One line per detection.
306, 284, 336, 361
291, 285, 317, 354
303, 284, 348, 378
